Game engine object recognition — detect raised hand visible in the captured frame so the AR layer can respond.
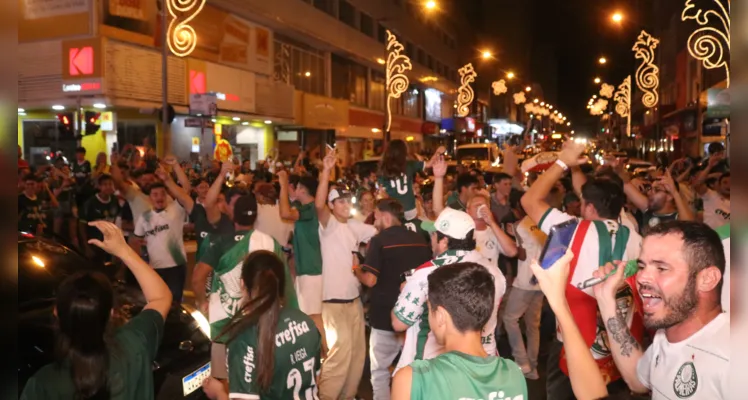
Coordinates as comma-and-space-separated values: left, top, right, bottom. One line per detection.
87, 221, 130, 258
559, 141, 588, 167
529, 250, 574, 309
162, 154, 177, 165
323, 150, 337, 172
432, 155, 447, 178
591, 261, 627, 307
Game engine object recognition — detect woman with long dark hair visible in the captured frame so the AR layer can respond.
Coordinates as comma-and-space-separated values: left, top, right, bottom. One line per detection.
378, 140, 444, 221
202, 251, 321, 400
20, 221, 172, 400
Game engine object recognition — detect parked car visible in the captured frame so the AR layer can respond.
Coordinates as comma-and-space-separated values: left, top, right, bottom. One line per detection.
18, 232, 212, 399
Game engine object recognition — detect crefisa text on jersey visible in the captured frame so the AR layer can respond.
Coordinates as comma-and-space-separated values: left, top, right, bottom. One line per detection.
275, 320, 312, 348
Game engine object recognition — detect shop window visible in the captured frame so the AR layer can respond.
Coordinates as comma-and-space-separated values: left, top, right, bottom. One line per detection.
360, 13, 374, 37
338, 0, 357, 28
21, 120, 77, 166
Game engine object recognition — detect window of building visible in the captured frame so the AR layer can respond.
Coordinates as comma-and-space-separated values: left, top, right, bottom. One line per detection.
400, 86, 423, 119
377, 23, 387, 43
313, 0, 335, 16
276, 40, 326, 95
417, 48, 425, 65
427, 54, 434, 71
338, 0, 357, 27
405, 42, 414, 59
331, 54, 368, 106
371, 71, 386, 111
360, 13, 374, 37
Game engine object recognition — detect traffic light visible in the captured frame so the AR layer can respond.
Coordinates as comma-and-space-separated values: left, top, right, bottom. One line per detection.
56, 113, 75, 138
83, 111, 101, 136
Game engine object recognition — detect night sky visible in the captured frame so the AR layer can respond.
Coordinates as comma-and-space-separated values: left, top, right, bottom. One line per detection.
472, 0, 649, 135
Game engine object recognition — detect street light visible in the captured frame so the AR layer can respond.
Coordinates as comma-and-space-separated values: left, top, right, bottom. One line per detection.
481, 50, 492, 59
594, 77, 601, 84
612, 12, 623, 23
424, 0, 437, 10
599, 57, 607, 65
533, 98, 539, 103
506, 71, 515, 80
525, 86, 532, 92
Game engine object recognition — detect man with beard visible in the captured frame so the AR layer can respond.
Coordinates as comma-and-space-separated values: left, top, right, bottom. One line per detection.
592, 220, 728, 399
622, 170, 694, 234
352, 198, 432, 400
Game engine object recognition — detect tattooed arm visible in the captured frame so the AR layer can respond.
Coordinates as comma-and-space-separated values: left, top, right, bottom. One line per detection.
593, 262, 649, 394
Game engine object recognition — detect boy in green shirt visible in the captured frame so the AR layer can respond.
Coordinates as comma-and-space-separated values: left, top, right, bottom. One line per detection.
391, 262, 527, 400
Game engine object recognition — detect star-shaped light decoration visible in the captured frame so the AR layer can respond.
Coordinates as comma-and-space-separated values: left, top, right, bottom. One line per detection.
492, 79, 508, 96
513, 91, 527, 104
600, 83, 615, 99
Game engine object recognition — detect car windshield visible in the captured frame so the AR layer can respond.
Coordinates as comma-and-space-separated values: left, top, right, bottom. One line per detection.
456, 148, 489, 161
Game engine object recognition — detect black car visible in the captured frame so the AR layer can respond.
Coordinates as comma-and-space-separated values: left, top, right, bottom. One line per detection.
18, 233, 212, 399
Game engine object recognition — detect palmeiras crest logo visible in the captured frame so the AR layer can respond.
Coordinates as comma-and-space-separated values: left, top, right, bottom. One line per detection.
673, 361, 698, 398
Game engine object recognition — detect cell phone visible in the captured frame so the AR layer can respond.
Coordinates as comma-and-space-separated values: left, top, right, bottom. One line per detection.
538, 219, 579, 270
326, 144, 335, 153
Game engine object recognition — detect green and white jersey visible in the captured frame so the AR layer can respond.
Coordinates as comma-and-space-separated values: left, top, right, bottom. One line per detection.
378, 160, 424, 213
201, 229, 298, 342
227, 307, 321, 400
393, 250, 505, 373
409, 352, 527, 400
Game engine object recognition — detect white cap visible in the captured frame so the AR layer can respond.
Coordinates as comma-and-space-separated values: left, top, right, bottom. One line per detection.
424, 208, 476, 240
327, 188, 351, 205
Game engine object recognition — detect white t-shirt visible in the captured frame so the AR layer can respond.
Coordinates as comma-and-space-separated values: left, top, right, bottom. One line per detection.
538, 208, 642, 353
702, 189, 730, 229
722, 236, 730, 312
393, 250, 506, 374
514, 216, 547, 291
474, 227, 501, 264
620, 209, 639, 234
318, 216, 377, 301
637, 313, 729, 400
254, 203, 293, 246
134, 201, 187, 269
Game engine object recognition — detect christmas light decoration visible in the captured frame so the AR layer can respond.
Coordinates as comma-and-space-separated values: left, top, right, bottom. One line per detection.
513, 91, 526, 104
633, 30, 660, 108
166, 0, 207, 57
600, 83, 615, 99
614, 76, 632, 136
681, 0, 730, 87
385, 30, 413, 133
456, 63, 477, 117
492, 79, 508, 95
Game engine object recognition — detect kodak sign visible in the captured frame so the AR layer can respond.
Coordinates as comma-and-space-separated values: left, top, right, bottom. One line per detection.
62, 38, 104, 80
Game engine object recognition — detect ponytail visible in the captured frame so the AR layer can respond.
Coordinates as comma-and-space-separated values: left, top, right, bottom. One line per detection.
218, 251, 285, 392
55, 272, 113, 399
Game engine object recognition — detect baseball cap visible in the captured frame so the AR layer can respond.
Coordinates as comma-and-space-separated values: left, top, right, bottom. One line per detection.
233, 194, 258, 225
327, 188, 352, 205
421, 208, 476, 240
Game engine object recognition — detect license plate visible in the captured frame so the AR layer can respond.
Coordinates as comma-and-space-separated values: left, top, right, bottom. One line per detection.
182, 362, 211, 396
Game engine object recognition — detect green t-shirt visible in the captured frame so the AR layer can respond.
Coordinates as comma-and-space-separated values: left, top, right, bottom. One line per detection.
379, 160, 424, 212
20, 309, 164, 400
201, 230, 298, 342
291, 201, 322, 276
227, 307, 321, 400
409, 352, 527, 400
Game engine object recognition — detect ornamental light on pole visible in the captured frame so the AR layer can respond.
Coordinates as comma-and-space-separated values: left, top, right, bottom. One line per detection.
614, 75, 632, 136
456, 63, 477, 117
681, 0, 730, 87
385, 30, 413, 134
612, 12, 624, 23
166, 0, 206, 57
633, 30, 660, 108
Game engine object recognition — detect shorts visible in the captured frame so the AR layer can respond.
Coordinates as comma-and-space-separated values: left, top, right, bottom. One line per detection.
211, 342, 228, 379
54, 201, 74, 218
294, 274, 323, 315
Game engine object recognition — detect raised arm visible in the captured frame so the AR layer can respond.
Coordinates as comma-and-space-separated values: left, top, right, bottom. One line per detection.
479, 205, 518, 257
423, 145, 446, 168
277, 170, 300, 222
315, 151, 336, 228
522, 142, 586, 225
592, 262, 648, 394
694, 153, 723, 196
164, 155, 191, 193
109, 153, 134, 196
155, 165, 195, 214
661, 171, 694, 221
502, 144, 519, 179
530, 252, 609, 400
204, 162, 233, 225
88, 221, 172, 318
570, 166, 587, 198
432, 155, 447, 216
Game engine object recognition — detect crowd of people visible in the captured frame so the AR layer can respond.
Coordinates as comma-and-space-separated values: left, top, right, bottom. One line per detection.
18, 137, 730, 400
